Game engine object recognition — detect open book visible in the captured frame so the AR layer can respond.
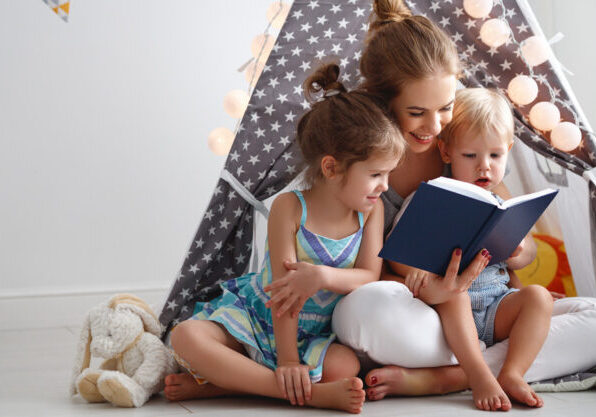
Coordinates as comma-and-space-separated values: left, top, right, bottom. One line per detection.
379, 177, 558, 276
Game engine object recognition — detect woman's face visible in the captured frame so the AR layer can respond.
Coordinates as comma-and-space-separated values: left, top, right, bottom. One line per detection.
390, 74, 457, 154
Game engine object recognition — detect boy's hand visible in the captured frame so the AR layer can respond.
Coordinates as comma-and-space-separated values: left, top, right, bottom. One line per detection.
275, 361, 312, 406
507, 244, 523, 261
265, 261, 325, 318
550, 290, 566, 300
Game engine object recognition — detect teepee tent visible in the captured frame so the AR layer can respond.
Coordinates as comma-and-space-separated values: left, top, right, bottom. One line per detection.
159, 0, 596, 337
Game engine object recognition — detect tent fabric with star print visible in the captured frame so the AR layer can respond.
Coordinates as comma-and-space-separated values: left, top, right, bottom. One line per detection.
159, 0, 596, 339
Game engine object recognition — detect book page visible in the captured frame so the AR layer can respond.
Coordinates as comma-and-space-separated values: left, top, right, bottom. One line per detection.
428, 177, 499, 205
501, 188, 558, 209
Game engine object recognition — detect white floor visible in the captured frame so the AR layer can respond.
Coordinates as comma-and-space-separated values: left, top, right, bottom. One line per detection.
2, 324, 595, 417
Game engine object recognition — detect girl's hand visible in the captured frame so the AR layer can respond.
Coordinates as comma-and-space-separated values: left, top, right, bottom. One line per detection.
419, 248, 490, 305
265, 261, 326, 318
405, 268, 435, 297
275, 361, 312, 406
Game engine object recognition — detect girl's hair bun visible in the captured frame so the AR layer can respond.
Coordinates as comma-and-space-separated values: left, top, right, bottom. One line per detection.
369, 0, 411, 32
303, 63, 347, 102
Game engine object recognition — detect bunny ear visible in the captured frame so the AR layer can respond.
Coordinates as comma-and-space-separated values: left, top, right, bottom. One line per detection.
110, 293, 162, 336
70, 311, 92, 395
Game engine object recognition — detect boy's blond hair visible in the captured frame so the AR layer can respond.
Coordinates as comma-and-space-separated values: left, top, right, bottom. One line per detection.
440, 88, 514, 146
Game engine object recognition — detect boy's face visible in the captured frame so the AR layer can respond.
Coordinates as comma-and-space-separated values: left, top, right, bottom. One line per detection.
439, 127, 511, 191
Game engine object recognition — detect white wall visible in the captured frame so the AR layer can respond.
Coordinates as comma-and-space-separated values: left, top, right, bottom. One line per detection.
1, 1, 594, 301
0, 0, 272, 297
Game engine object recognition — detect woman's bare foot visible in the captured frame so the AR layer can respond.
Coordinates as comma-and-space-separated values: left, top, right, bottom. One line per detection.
467, 371, 511, 411
365, 365, 467, 400
498, 372, 543, 408
164, 373, 238, 401
308, 377, 365, 414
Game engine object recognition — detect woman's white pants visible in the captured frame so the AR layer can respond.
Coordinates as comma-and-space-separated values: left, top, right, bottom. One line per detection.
332, 281, 596, 382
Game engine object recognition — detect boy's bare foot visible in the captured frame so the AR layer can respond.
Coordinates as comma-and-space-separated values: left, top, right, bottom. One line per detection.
308, 377, 365, 414
468, 371, 511, 411
365, 365, 465, 400
163, 373, 237, 401
498, 372, 543, 408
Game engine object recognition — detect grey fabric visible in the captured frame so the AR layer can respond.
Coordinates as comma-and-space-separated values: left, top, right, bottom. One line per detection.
531, 367, 596, 392
159, 0, 370, 336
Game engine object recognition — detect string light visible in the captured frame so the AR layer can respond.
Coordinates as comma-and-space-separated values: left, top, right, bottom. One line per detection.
208, 3, 285, 155
245, 60, 265, 87
223, 90, 250, 119
465, 0, 587, 154
208, 127, 235, 155
463, 0, 493, 19
551, 122, 582, 152
529, 102, 560, 132
479, 19, 510, 48
266, 1, 290, 30
521, 35, 551, 67
507, 75, 538, 106
251, 34, 276, 63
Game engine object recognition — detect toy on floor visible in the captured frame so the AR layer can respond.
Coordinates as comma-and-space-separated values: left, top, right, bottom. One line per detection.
70, 293, 177, 407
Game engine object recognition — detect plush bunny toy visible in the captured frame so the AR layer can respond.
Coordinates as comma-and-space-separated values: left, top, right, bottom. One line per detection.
70, 294, 178, 407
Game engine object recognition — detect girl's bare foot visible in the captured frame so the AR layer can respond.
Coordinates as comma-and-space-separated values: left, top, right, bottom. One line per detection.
365, 365, 466, 400
468, 371, 511, 411
308, 377, 365, 414
164, 373, 238, 401
498, 372, 543, 408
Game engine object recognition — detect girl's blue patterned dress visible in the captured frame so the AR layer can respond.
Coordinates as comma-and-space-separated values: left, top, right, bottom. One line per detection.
189, 190, 364, 382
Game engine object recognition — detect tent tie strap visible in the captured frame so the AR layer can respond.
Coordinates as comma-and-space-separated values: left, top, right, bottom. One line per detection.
220, 169, 270, 218
583, 167, 596, 185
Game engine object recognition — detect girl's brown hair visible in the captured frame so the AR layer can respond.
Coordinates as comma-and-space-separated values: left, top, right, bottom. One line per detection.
361, 0, 461, 104
297, 63, 405, 186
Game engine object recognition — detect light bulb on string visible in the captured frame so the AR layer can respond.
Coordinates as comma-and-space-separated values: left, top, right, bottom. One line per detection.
480, 19, 510, 48
245, 60, 265, 87
208, 127, 235, 156
521, 36, 551, 67
223, 90, 250, 119
550, 122, 582, 152
507, 75, 538, 106
266, 1, 290, 30
251, 34, 276, 63
463, 0, 493, 18
529, 102, 560, 131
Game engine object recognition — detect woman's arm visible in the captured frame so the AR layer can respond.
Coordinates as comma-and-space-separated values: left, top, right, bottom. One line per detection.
385, 249, 490, 305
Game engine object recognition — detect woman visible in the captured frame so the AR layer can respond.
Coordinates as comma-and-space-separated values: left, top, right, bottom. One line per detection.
332, 0, 596, 401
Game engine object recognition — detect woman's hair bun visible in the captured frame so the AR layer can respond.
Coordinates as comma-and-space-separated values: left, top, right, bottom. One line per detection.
303, 63, 347, 102
370, 0, 411, 32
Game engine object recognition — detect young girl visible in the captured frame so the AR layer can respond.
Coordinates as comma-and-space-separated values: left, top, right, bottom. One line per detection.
398, 88, 554, 410
164, 63, 405, 414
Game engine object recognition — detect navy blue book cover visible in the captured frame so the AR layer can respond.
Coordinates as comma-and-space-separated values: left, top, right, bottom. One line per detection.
379, 180, 558, 276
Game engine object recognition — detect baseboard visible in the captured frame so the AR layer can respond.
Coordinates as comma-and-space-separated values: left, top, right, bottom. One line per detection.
0, 287, 169, 331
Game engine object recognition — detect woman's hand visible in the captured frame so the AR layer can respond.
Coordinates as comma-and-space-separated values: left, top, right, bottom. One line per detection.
404, 268, 435, 297
275, 361, 312, 406
265, 261, 326, 318
418, 248, 490, 305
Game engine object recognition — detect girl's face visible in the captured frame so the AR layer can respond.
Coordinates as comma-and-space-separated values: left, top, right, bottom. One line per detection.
439, 128, 511, 191
337, 153, 398, 213
390, 74, 457, 153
